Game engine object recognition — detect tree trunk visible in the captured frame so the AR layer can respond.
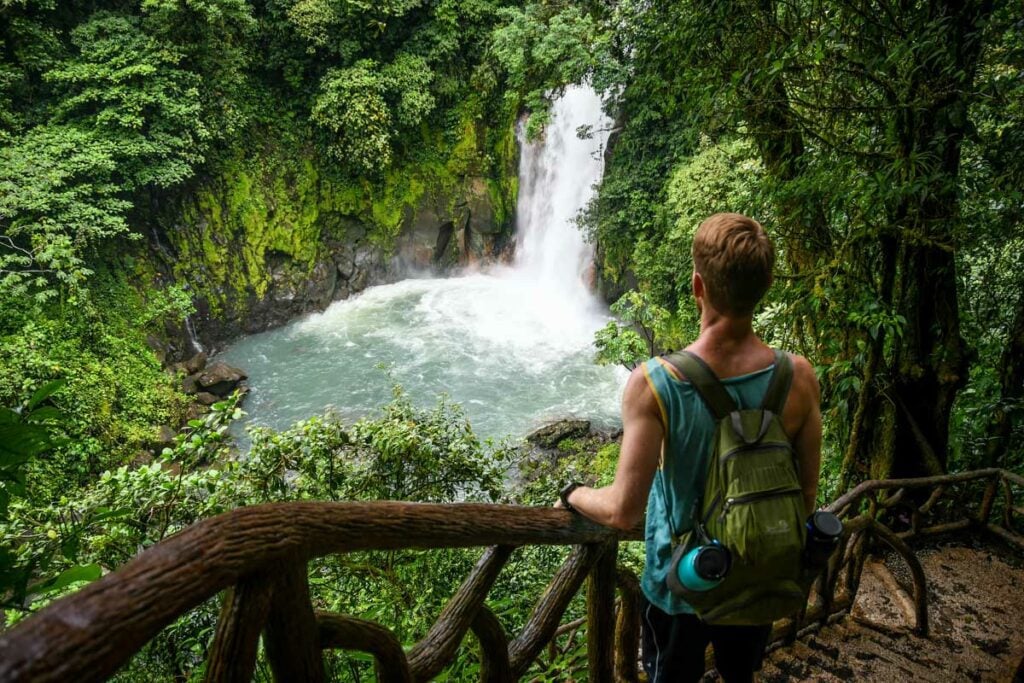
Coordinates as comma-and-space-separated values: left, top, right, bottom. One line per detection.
884, 0, 992, 477
984, 287, 1024, 465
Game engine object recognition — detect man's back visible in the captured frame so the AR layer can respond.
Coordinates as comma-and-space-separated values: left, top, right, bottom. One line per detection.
639, 351, 786, 616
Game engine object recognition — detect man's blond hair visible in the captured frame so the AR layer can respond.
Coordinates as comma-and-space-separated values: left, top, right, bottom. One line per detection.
692, 213, 774, 316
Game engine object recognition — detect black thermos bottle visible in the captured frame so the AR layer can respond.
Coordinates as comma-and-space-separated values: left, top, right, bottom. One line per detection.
805, 510, 844, 567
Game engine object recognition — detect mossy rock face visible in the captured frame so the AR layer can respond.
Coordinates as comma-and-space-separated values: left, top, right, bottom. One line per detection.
160, 106, 520, 352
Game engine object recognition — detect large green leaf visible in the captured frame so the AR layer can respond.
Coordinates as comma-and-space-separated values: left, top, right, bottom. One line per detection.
0, 424, 52, 464
25, 406, 63, 424
31, 564, 102, 597
26, 380, 65, 411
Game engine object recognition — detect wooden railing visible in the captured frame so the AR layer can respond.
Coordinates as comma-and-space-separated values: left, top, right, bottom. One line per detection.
0, 469, 1021, 682
771, 467, 1024, 648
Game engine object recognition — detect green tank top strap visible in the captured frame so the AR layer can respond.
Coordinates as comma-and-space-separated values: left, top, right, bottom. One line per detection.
663, 351, 737, 420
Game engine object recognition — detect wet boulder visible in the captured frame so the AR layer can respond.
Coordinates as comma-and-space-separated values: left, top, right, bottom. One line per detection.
195, 392, 221, 406
183, 352, 208, 375
149, 425, 176, 452
181, 373, 201, 395
197, 362, 248, 397
526, 419, 592, 449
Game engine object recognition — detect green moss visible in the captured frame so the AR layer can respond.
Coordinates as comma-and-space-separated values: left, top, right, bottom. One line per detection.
369, 167, 427, 248
446, 112, 480, 178
171, 151, 336, 307
484, 103, 521, 232
168, 103, 519, 317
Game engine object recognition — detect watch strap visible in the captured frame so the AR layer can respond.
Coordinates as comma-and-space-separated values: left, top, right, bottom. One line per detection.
560, 482, 583, 512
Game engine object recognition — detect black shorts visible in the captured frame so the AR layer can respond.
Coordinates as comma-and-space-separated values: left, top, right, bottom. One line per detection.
640, 594, 772, 683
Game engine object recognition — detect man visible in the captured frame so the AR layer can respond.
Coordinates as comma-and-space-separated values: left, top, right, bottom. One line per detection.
557, 213, 822, 682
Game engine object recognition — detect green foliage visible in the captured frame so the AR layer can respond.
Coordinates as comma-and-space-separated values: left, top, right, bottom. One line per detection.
45, 12, 207, 186
244, 383, 512, 504
0, 380, 65, 518
0, 269, 191, 494
0, 125, 132, 301
312, 54, 435, 175
594, 291, 689, 370
0, 383, 107, 613
490, 3, 619, 138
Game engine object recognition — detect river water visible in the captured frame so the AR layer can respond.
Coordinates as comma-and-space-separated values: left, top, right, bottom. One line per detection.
219, 86, 628, 441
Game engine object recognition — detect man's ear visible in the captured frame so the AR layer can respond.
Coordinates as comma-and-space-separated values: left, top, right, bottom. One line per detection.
692, 271, 704, 299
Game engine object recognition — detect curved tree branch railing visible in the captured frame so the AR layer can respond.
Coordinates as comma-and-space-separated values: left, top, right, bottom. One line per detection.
0, 469, 1021, 682
774, 467, 1024, 646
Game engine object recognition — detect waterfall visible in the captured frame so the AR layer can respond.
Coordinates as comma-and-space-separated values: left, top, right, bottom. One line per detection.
219, 84, 627, 441
184, 315, 205, 355
511, 85, 611, 304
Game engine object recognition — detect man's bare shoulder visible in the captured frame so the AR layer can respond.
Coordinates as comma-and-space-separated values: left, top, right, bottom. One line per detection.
787, 353, 820, 397
623, 363, 662, 418
783, 353, 821, 433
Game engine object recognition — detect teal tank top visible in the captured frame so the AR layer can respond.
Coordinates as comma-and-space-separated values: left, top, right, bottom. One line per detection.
640, 356, 776, 615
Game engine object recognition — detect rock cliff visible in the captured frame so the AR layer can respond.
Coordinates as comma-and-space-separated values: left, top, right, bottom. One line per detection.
150, 110, 519, 357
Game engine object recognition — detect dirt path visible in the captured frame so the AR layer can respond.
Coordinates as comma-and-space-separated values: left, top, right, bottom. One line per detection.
758, 542, 1024, 682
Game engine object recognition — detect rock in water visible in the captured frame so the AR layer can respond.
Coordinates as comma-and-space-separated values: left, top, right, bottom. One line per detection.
197, 362, 248, 397
526, 419, 591, 448
195, 392, 220, 406
184, 352, 208, 375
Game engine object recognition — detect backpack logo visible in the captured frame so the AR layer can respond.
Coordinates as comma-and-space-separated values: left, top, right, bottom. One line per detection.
763, 519, 791, 535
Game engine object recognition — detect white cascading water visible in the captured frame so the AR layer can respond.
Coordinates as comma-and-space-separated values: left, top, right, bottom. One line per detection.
513, 86, 609, 300
220, 85, 627, 440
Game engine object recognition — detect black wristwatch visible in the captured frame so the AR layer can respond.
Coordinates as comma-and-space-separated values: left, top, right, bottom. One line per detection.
560, 482, 584, 512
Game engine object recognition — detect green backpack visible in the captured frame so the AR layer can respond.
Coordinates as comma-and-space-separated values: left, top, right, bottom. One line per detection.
663, 349, 808, 626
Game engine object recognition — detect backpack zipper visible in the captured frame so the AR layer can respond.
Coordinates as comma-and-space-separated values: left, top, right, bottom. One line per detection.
720, 486, 802, 519
719, 441, 792, 464
702, 492, 723, 528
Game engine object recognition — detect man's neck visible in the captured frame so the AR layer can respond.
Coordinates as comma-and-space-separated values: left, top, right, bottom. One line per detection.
698, 309, 756, 346
687, 307, 771, 375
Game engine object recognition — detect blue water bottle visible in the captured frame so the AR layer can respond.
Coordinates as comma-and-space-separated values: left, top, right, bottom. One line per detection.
675, 541, 732, 591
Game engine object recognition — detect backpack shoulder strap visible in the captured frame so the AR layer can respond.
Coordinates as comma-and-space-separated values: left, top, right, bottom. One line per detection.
663, 350, 737, 420
761, 349, 794, 414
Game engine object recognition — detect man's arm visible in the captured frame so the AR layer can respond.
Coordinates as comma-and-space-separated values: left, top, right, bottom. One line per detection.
790, 355, 822, 515
556, 366, 663, 530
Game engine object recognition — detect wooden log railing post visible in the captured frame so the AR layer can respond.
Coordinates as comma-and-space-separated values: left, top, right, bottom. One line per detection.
868, 520, 929, 636
509, 543, 602, 678
263, 561, 325, 682
204, 573, 274, 683
977, 473, 1000, 524
471, 605, 513, 683
1002, 475, 1016, 530
317, 613, 412, 683
407, 545, 514, 681
586, 541, 617, 683
613, 568, 641, 683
